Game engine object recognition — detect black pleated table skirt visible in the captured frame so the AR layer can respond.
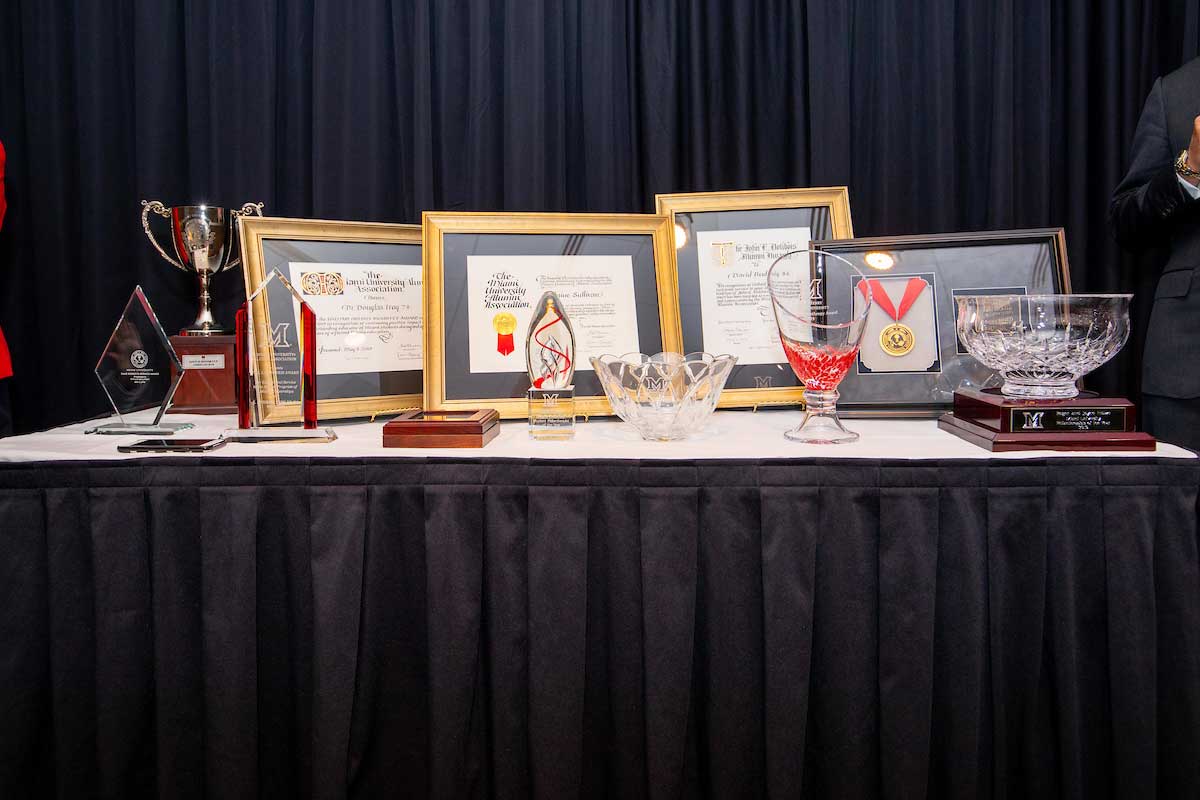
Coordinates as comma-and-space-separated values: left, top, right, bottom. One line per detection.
1, 456, 1198, 799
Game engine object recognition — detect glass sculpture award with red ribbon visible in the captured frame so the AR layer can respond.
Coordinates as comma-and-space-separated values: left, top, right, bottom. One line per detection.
526, 291, 576, 439
226, 269, 336, 443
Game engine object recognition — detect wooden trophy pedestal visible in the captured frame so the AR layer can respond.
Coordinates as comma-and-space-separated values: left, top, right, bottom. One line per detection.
938, 387, 1157, 452
383, 409, 501, 448
167, 334, 238, 415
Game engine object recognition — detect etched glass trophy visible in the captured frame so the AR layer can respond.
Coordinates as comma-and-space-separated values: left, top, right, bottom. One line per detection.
225, 269, 336, 443
768, 249, 872, 444
87, 286, 195, 435
940, 293, 1155, 451
526, 291, 576, 439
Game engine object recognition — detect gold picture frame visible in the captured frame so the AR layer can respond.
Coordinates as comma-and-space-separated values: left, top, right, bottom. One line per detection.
655, 186, 854, 409
240, 215, 424, 423
423, 211, 682, 419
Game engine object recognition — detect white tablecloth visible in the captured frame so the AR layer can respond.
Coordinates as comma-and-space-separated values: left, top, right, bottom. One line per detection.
0, 408, 1193, 462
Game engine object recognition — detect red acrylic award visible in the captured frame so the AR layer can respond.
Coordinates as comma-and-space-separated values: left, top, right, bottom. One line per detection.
227, 270, 335, 443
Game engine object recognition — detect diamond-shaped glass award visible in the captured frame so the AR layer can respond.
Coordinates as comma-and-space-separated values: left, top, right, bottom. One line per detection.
86, 286, 195, 435
225, 269, 336, 443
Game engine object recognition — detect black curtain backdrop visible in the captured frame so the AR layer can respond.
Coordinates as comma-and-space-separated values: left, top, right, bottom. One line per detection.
0, 1, 1198, 433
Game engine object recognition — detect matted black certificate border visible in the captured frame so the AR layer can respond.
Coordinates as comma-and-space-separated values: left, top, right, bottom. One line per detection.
240, 216, 424, 423
422, 212, 681, 420
656, 187, 855, 410
813, 228, 1071, 418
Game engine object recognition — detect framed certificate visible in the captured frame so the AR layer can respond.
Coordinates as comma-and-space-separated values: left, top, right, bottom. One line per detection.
812, 228, 1072, 417
655, 187, 854, 408
423, 212, 680, 418
239, 216, 423, 422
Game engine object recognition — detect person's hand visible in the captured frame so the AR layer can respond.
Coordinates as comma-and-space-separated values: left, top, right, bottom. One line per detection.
1185, 115, 1200, 186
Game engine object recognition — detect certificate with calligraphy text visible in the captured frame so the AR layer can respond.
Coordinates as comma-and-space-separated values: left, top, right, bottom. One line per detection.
695, 227, 809, 365
423, 212, 679, 418
287, 262, 422, 375
656, 187, 854, 409
239, 216, 424, 423
466, 255, 641, 375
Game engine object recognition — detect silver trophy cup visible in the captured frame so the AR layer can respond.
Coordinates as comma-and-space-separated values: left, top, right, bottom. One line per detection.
141, 200, 264, 335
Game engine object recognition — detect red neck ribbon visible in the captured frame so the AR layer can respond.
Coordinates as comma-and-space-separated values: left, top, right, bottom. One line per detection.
858, 278, 927, 321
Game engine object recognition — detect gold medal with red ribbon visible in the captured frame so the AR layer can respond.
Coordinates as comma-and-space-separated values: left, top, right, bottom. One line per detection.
493, 312, 517, 355
857, 277, 927, 357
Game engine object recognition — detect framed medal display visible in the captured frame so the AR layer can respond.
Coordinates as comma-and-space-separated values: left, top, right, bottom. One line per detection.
422, 212, 681, 419
812, 228, 1071, 417
240, 216, 424, 423
655, 187, 854, 409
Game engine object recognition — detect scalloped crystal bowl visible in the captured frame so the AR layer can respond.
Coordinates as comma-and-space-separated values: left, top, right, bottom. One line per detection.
955, 293, 1131, 399
590, 352, 737, 441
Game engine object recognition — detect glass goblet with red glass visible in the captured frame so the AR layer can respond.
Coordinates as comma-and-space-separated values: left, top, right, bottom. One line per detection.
767, 249, 872, 444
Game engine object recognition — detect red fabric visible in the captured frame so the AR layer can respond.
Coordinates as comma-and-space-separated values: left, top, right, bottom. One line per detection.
0, 139, 10, 379
0, 328, 10, 380
857, 277, 928, 322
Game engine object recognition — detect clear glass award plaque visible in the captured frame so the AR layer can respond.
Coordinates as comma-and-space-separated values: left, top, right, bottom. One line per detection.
86, 286, 195, 435
225, 269, 336, 443
526, 291, 576, 440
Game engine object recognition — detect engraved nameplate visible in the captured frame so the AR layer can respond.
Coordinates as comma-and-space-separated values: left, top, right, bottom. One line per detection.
1009, 406, 1127, 433
182, 353, 226, 370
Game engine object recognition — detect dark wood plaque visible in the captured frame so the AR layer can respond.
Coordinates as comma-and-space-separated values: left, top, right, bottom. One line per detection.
167, 335, 237, 414
939, 389, 1156, 451
382, 409, 501, 448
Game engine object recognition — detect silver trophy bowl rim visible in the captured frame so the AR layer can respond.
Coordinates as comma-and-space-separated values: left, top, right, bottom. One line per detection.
955, 292, 1133, 301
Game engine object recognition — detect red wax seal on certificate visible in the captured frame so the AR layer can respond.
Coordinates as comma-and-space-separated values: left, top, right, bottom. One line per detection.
493, 312, 517, 356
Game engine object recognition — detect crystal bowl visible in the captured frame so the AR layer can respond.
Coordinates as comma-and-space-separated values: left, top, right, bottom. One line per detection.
590, 352, 737, 441
955, 294, 1131, 399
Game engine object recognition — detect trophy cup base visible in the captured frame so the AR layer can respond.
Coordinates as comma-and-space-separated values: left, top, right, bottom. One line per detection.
86, 421, 196, 436
528, 386, 576, 440
169, 335, 237, 414
938, 388, 1157, 451
222, 427, 339, 444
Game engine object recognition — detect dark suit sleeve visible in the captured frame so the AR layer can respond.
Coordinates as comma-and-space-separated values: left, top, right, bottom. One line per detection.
1109, 78, 1197, 251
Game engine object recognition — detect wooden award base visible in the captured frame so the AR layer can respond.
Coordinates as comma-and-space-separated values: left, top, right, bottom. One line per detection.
938, 388, 1157, 452
167, 334, 237, 415
383, 409, 501, 448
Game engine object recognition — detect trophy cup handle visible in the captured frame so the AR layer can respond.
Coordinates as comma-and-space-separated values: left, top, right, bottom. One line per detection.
224, 202, 265, 271
140, 200, 185, 271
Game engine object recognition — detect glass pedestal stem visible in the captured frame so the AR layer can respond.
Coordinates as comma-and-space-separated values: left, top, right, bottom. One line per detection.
785, 389, 859, 444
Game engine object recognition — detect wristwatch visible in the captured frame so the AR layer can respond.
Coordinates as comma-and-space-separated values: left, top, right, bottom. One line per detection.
1176, 149, 1200, 181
